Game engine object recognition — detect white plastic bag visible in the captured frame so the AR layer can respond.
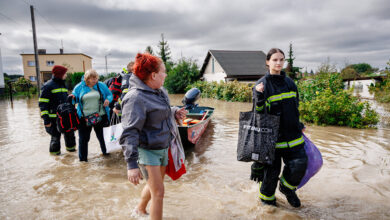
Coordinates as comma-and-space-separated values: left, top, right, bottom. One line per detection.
103, 115, 123, 153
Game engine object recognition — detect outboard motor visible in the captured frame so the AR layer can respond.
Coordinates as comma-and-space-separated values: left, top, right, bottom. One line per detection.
182, 88, 201, 110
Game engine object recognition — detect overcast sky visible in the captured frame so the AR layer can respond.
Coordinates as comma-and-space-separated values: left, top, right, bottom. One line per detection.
0, 0, 389, 75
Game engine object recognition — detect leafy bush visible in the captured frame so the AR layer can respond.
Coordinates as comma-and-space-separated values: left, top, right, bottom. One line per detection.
369, 60, 390, 103
186, 80, 252, 102
298, 72, 344, 103
65, 72, 84, 90
298, 73, 379, 128
164, 58, 201, 93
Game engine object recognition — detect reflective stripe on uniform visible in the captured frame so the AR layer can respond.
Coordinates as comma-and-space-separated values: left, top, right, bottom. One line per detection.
256, 105, 264, 112
41, 110, 49, 116
49, 114, 57, 118
280, 176, 297, 190
39, 98, 50, 103
66, 146, 76, 151
267, 91, 296, 103
255, 102, 270, 112
275, 136, 304, 149
51, 88, 68, 93
258, 182, 275, 201
122, 88, 129, 93
50, 151, 60, 155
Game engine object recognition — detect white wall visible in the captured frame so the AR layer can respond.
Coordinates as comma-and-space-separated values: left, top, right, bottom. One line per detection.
203, 55, 226, 82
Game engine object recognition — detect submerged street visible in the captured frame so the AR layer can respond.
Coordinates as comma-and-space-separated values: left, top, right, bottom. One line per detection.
0, 95, 389, 219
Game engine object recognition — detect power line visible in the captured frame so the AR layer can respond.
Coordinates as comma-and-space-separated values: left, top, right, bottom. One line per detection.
0, 11, 22, 25
17, 0, 30, 6
33, 7, 63, 37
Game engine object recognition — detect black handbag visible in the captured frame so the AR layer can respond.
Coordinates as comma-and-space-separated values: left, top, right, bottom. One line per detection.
83, 83, 103, 127
236, 99, 280, 165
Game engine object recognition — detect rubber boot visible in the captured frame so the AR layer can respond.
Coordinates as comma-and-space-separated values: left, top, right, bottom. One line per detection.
279, 182, 301, 207
250, 162, 264, 182
261, 198, 277, 206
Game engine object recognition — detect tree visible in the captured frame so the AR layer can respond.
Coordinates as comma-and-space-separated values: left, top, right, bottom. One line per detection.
340, 67, 359, 80
285, 42, 297, 79
158, 33, 172, 68
145, 45, 154, 55
351, 63, 373, 74
164, 58, 201, 94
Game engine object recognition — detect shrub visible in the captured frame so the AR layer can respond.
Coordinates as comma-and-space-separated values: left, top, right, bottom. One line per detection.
164, 58, 201, 94
369, 60, 390, 103
298, 73, 379, 128
186, 80, 252, 102
65, 72, 84, 90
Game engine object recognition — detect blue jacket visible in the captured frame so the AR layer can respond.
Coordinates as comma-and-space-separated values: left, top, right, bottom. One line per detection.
72, 76, 113, 119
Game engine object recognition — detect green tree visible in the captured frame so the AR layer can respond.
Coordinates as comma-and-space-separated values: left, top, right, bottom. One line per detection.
145, 45, 154, 55
285, 42, 298, 79
340, 67, 359, 80
164, 58, 201, 93
158, 33, 172, 68
351, 63, 373, 74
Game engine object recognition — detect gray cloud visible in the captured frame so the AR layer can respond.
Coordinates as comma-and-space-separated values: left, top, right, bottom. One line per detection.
0, 0, 389, 75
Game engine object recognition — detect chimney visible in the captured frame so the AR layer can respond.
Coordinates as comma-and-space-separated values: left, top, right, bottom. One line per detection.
60, 48, 64, 54
38, 49, 46, 54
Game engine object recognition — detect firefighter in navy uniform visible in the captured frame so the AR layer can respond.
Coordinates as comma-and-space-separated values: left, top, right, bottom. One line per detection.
39, 65, 76, 155
251, 48, 307, 207
112, 61, 133, 116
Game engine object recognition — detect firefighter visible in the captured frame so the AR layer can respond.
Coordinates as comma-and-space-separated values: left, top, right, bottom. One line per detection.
251, 48, 307, 207
39, 65, 76, 155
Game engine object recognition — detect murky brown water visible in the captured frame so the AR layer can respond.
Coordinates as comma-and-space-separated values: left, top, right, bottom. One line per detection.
1, 95, 390, 220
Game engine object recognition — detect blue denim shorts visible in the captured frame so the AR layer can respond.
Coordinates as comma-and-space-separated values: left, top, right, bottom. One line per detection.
138, 147, 169, 167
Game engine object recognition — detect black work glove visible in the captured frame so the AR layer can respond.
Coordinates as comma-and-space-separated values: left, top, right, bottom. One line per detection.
250, 162, 264, 183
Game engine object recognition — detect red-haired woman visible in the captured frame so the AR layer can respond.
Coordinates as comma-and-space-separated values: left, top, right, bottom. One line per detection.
120, 53, 187, 219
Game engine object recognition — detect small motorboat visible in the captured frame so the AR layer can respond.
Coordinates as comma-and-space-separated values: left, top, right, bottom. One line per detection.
177, 88, 214, 147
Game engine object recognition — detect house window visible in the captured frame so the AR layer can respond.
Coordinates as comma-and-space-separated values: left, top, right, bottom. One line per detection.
27, 61, 35, 66
212, 58, 215, 73
29, 76, 36, 82
46, 61, 55, 66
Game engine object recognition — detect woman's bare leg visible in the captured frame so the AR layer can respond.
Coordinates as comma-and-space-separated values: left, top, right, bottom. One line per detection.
144, 165, 166, 220
136, 166, 166, 215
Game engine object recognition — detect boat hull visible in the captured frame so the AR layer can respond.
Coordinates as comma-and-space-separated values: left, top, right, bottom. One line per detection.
177, 106, 214, 147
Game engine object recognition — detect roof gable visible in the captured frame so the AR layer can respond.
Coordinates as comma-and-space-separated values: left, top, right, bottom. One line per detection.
200, 50, 267, 76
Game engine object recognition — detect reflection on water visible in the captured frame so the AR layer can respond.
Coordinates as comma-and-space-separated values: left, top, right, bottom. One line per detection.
1, 96, 390, 219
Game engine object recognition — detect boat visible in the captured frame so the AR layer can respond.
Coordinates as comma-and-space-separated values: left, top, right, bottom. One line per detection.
178, 106, 214, 147
176, 88, 214, 147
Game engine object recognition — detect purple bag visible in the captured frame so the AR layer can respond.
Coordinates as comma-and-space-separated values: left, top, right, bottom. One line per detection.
298, 134, 323, 189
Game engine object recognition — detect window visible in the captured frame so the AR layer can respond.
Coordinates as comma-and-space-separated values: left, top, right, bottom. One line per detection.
29, 76, 36, 82
27, 61, 35, 66
46, 60, 55, 66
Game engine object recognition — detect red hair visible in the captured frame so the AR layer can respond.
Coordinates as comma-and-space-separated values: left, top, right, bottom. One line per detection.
133, 53, 162, 81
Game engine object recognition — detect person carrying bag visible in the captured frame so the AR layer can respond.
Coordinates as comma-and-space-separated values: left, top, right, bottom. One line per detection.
237, 99, 280, 165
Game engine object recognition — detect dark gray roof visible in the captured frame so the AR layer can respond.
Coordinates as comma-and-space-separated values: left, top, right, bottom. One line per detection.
200, 50, 267, 77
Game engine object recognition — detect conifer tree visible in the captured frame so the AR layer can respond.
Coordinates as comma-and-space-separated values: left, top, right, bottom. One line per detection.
158, 33, 171, 66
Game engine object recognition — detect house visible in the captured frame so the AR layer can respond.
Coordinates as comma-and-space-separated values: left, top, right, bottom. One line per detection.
200, 50, 267, 82
20, 49, 92, 85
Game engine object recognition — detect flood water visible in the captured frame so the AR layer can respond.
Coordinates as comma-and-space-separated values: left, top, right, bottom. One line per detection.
1, 95, 390, 220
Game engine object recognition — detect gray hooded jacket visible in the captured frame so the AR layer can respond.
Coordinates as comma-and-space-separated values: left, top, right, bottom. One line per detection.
119, 74, 178, 169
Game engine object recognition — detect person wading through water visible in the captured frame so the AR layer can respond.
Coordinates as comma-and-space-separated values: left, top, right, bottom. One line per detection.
250, 48, 307, 207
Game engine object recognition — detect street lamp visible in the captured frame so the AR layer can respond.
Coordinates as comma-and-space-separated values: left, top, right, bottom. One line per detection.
105, 53, 111, 75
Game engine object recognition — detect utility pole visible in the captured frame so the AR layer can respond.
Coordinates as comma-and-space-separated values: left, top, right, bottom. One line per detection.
105, 53, 111, 75
30, 5, 41, 95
